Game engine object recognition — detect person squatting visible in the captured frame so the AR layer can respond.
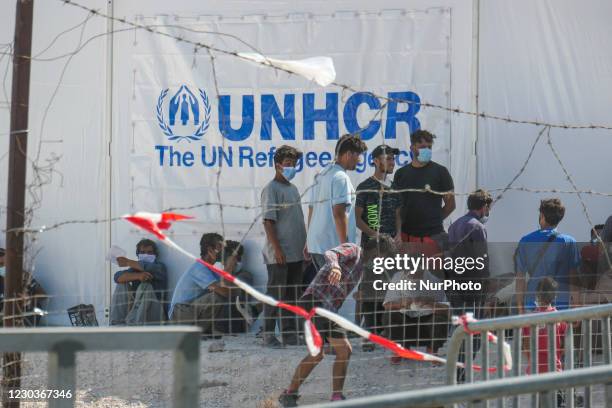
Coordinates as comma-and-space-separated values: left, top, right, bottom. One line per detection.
108, 130, 612, 407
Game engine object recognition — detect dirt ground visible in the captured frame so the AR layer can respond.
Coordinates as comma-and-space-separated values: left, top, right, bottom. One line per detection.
18, 335, 607, 407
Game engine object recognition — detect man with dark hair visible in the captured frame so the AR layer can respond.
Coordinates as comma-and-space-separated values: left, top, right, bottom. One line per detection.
448, 189, 492, 304
392, 129, 455, 257
516, 199, 580, 313
447, 189, 492, 381
219, 240, 261, 333
261, 145, 306, 347
170, 233, 232, 336
111, 238, 167, 325
354, 144, 401, 350
279, 236, 397, 407
306, 134, 367, 272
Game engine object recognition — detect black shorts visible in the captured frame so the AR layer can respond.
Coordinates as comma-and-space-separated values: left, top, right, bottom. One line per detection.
302, 294, 347, 342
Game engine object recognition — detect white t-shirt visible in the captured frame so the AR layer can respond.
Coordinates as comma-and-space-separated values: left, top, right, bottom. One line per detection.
306, 164, 356, 254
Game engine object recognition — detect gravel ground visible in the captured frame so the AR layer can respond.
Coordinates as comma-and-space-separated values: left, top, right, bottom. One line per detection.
17, 335, 607, 407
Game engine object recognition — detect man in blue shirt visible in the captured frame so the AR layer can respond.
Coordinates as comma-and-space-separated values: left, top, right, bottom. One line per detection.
516, 199, 580, 313
170, 233, 231, 336
306, 134, 368, 271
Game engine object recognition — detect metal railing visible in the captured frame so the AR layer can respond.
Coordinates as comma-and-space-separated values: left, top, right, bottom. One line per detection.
445, 303, 612, 408
304, 303, 612, 408
0, 326, 201, 408
305, 365, 612, 408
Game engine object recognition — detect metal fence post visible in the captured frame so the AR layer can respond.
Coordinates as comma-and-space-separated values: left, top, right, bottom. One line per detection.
173, 331, 200, 408
48, 341, 81, 408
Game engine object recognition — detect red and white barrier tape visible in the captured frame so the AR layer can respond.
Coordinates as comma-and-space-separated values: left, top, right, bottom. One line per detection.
123, 212, 511, 372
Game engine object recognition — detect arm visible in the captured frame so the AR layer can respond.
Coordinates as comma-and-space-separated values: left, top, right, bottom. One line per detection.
117, 257, 144, 272
569, 267, 581, 307
441, 193, 456, 220
263, 219, 286, 264
516, 272, 526, 314
142, 262, 167, 282
395, 207, 402, 238
355, 206, 377, 238
115, 271, 151, 283
332, 203, 349, 243
208, 282, 231, 298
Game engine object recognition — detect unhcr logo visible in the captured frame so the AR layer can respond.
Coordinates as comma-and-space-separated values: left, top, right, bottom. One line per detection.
156, 85, 211, 142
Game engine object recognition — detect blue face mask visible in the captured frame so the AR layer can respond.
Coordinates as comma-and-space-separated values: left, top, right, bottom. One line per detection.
0, 266, 4, 277
282, 166, 297, 181
417, 148, 432, 163
138, 253, 156, 264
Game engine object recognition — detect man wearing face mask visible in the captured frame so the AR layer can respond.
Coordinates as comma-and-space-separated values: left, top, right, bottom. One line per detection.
111, 239, 167, 325
392, 130, 455, 258
170, 233, 232, 337
353, 145, 401, 350
447, 189, 492, 382
261, 145, 306, 347
448, 189, 492, 305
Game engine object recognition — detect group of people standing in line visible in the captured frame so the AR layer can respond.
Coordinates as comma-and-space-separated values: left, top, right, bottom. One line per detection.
108, 129, 612, 406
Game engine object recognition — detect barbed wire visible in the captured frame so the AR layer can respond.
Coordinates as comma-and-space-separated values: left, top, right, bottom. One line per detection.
54, 0, 612, 131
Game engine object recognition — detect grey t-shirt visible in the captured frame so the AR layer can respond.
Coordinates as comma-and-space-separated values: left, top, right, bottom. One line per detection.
261, 179, 307, 264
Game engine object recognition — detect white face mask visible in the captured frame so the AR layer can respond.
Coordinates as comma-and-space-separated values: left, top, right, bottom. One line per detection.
235, 262, 243, 272
137, 253, 156, 263
0, 266, 5, 277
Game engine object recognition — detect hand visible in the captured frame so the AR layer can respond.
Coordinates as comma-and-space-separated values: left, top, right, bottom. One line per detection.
116, 257, 129, 268
328, 267, 342, 286
303, 245, 311, 262
274, 246, 286, 265
139, 272, 153, 282
393, 233, 403, 246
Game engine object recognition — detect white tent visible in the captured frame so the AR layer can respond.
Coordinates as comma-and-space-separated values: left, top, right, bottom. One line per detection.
1, 0, 610, 325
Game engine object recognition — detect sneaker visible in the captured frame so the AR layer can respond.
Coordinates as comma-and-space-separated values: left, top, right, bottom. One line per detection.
278, 390, 300, 407
330, 392, 346, 402
390, 356, 402, 365
235, 296, 254, 326
361, 340, 375, 352
263, 335, 285, 349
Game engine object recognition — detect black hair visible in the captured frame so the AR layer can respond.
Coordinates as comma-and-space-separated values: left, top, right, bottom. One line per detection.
224, 240, 244, 262
467, 189, 493, 211
539, 198, 565, 227
536, 276, 558, 306
274, 145, 303, 164
200, 233, 224, 258
363, 234, 396, 259
335, 134, 368, 157
136, 239, 158, 256
410, 129, 436, 145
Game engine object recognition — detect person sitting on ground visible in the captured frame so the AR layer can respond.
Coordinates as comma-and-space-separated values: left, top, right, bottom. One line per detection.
383, 250, 450, 364
278, 235, 397, 407
221, 240, 262, 334
110, 239, 167, 325
170, 233, 239, 337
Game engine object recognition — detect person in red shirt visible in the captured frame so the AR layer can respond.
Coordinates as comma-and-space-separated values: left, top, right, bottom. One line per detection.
579, 224, 605, 291
522, 277, 567, 374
